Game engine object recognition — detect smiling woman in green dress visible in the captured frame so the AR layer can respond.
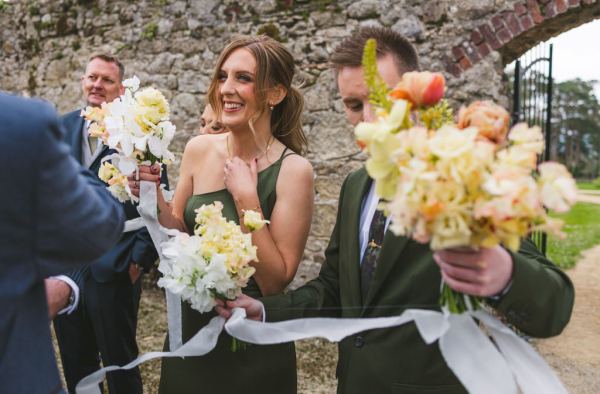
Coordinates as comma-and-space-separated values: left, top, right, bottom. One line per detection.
131, 35, 314, 394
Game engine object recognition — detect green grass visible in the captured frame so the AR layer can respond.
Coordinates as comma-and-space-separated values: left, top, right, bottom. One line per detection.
577, 182, 600, 190
547, 202, 600, 269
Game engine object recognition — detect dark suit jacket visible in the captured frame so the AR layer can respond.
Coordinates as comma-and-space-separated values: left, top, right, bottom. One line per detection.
263, 167, 574, 394
0, 94, 124, 393
60, 110, 168, 283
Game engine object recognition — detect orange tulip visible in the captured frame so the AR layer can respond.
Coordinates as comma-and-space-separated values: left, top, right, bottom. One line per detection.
457, 101, 510, 145
389, 71, 446, 108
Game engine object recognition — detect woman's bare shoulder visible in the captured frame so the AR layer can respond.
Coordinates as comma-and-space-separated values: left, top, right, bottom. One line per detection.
281, 153, 313, 174
183, 133, 227, 158
278, 153, 313, 185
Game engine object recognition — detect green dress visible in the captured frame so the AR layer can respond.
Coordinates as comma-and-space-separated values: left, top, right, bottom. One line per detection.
159, 150, 297, 394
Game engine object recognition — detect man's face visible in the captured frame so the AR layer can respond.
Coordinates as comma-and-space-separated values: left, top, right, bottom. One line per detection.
337, 53, 403, 126
80, 58, 124, 107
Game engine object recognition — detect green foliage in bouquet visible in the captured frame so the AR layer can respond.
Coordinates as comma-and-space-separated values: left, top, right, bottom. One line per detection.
361, 39, 393, 113
419, 100, 454, 130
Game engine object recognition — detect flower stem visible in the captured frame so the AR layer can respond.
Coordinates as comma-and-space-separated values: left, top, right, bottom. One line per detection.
440, 282, 482, 314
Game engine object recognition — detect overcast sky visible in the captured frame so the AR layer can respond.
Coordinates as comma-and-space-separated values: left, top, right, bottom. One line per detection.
506, 19, 600, 98
546, 19, 600, 83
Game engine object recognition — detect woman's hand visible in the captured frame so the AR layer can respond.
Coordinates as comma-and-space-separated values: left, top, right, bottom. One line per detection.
127, 164, 161, 197
215, 294, 264, 321
223, 157, 258, 204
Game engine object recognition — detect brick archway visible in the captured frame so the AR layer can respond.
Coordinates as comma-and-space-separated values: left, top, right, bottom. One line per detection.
446, 0, 600, 77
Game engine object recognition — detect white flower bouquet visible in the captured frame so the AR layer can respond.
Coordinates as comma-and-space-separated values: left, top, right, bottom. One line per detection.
81, 76, 176, 202
356, 39, 577, 313
158, 202, 261, 314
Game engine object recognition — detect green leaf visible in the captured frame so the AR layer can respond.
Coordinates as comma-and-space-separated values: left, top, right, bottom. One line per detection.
419, 100, 454, 130
362, 39, 393, 113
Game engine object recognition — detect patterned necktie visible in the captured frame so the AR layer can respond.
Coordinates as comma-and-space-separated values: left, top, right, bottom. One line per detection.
360, 209, 386, 300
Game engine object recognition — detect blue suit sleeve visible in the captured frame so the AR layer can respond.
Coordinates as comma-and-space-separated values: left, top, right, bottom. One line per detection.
35, 104, 126, 277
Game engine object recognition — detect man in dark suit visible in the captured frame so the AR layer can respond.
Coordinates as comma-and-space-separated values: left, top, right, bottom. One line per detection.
0, 93, 125, 394
217, 27, 574, 394
52, 54, 168, 394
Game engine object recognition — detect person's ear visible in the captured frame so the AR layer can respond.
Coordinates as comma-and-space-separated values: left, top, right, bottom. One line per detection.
267, 84, 287, 108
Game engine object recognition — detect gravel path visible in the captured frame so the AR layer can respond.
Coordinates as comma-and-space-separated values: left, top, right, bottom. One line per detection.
534, 243, 600, 393
531, 190, 600, 392
576, 190, 600, 205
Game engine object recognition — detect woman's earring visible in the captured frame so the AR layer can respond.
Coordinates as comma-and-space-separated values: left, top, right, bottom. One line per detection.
269, 104, 274, 111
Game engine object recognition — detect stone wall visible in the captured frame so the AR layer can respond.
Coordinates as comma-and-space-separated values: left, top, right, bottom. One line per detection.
1, 0, 597, 287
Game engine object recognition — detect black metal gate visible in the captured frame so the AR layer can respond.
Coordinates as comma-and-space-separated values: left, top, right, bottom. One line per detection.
510, 42, 553, 255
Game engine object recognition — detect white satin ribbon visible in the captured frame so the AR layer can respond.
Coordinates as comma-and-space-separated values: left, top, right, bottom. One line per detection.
78, 181, 566, 394
137, 180, 183, 350
75, 307, 566, 394
123, 217, 145, 233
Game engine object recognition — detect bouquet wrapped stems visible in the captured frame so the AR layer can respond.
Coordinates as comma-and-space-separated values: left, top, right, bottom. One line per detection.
440, 283, 482, 314
213, 292, 249, 352
438, 246, 483, 314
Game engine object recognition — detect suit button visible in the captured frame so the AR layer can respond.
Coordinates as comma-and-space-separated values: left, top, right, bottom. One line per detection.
354, 335, 365, 348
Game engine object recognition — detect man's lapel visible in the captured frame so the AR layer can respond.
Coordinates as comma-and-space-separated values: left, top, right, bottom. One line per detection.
344, 167, 372, 310
68, 113, 85, 164
89, 144, 109, 170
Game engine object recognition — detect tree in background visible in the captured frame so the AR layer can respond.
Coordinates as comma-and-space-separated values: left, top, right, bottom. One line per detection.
551, 79, 600, 179
507, 67, 600, 179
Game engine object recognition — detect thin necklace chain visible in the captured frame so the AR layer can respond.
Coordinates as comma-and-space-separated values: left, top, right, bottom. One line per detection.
226, 133, 275, 162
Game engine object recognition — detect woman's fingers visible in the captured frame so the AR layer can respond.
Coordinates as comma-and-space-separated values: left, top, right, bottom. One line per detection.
126, 172, 160, 183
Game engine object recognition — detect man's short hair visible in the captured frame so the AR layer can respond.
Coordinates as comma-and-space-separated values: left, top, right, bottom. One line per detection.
88, 54, 125, 81
330, 26, 420, 74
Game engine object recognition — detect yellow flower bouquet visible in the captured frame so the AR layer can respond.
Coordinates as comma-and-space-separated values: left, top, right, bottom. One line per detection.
356, 39, 577, 313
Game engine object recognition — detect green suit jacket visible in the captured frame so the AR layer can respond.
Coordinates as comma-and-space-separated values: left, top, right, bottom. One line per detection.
263, 167, 574, 394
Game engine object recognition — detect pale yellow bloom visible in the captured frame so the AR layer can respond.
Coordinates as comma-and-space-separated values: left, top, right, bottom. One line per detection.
134, 87, 169, 125
429, 125, 477, 160
243, 210, 269, 232
508, 123, 544, 155
538, 162, 577, 213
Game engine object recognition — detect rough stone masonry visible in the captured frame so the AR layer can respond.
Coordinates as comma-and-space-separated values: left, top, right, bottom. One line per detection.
3, 0, 594, 287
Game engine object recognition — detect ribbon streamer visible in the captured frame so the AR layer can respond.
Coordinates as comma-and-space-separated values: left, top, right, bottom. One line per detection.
123, 217, 144, 233
137, 181, 182, 350
76, 307, 567, 394
78, 181, 566, 394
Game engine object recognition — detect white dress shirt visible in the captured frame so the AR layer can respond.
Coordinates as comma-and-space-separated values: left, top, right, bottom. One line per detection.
52, 275, 80, 314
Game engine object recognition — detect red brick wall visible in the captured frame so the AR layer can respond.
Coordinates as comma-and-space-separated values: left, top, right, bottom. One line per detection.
446, 0, 598, 76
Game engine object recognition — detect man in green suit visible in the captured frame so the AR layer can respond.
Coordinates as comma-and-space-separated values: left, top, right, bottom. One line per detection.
218, 27, 574, 394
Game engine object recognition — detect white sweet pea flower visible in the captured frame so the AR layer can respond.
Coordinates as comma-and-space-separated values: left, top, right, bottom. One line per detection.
508, 123, 544, 154
159, 121, 176, 140
429, 125, 477, 159
123, 76, 140, 92
243, 210, 269, 232
538, 162, 577, 212
116, 155, 138, 176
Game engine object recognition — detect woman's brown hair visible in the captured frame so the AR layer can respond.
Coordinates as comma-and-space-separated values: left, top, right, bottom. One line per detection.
207, 35, 307, 155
